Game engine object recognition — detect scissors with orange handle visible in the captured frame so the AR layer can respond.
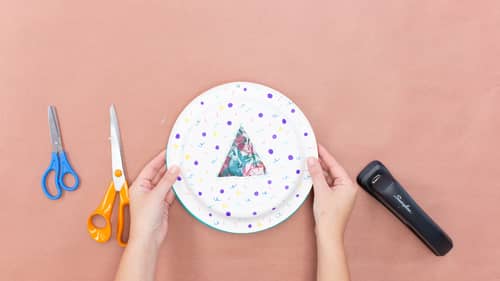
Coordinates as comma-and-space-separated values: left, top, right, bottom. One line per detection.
87, 105, 130, 247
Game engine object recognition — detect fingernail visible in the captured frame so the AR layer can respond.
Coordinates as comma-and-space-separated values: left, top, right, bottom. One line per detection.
307, 157, 317, 167
168, 165, 179, 174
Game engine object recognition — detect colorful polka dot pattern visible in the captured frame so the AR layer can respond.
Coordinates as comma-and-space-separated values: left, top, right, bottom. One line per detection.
166, 82, 317, 234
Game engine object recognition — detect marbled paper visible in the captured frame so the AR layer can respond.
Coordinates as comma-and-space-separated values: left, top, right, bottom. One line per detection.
218, 126, 266, 177
166, 82, 317, 234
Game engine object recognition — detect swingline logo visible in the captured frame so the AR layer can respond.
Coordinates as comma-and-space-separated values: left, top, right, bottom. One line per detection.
393, 194, 412, 214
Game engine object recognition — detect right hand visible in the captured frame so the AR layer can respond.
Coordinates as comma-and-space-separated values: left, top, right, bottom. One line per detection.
307, 144, 357, 241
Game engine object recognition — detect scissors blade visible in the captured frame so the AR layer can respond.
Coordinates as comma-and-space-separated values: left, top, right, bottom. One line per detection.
110, 104, 126, 191
48, 105, 63, 152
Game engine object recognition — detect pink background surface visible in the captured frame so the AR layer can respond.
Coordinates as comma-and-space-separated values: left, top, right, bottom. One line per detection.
1, 0, 500, 280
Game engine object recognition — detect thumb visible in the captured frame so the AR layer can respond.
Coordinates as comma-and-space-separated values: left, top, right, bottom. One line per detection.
153, 165, 180, 200
307, 157, 329, 193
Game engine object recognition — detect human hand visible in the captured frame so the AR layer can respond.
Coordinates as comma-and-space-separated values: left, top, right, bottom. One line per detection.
128, 150, 180, 250
307, 144, 357, 242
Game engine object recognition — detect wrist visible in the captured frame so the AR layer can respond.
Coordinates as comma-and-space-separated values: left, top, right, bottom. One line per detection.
116, 233, 160, 281
315, 224, 345, 246
128, 234, 160, 255
315, 231, 346, 260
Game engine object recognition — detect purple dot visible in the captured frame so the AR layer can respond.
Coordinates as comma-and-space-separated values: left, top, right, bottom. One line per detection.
268, 149, 274, 154
194, 160, 199, 165
272, 207, 276, 211
296, 193, 300, 197
177, 176, 182, 181
198, 191, 202, 196
304, 132, 308, 136
227, 120, 232, 126
209, 213, 212, 217
282, 118, 287, 124
228, 102, 233, 108
200, 101, 204, 105
252, 211, 257, 216
267, 180, 272, 184
285, 185, 289, 190
272, 134, 277, 139
296, 169, 301, 174
267, 93, 273, 98
288, 155, 294, 160
215, 145, 220, 150
202, 132, 206, 137
291, 108, 296, 113
243, 88, 247, 91
254, 191, 259, 196
258, 113, 263, 118
248, 224, 252, 228
175, 133, 180, 139
225, 211, 231, 216
220, 189, 224, 194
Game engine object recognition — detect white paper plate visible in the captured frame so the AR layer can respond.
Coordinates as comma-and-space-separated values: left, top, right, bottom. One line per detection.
166, 82, 317, 233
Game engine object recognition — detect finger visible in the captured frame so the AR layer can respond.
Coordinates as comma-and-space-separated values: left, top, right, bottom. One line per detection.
323, 171, 334, 186
319, 158, 335, 186
136, 150, 167, 182
137, 180, 153, 191
166, 190, 176, 205
307, 157, 329, 193
152, 165, 180, 200
319, 157, 329, 172
318, 144, 350, 182
152, 164, 167, 186
129, 180, 153, 197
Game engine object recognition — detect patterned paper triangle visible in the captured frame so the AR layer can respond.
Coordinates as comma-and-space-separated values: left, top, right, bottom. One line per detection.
218, 126, 266, 177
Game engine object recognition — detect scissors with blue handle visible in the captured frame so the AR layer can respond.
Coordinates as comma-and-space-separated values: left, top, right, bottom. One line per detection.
41, 105, 80, 200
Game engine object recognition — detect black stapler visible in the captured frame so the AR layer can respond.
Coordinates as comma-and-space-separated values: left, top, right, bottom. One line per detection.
357, 160, 453, 256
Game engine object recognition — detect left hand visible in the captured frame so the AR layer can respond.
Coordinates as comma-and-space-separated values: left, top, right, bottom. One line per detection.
128, 150, 180, 250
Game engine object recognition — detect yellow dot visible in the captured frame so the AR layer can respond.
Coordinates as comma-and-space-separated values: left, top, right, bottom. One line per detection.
114, 169, 123, 177
222, 203, 228, 209
236, 190, 241, 196
173, 144, 179, 149
213, 131, 218, 137
278, 127, 283, 132
185, 154, 190, 160
184, 117, 190, 123
219, 105, 224, 111
257, 222, 263, 227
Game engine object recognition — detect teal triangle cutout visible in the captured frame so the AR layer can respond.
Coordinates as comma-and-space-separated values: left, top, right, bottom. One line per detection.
218, 126, 266, 177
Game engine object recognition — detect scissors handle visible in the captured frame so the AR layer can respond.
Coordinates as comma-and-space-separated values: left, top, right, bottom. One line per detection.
57, 151, 80, 191
116, 181, 130, 247
41, 152, 62, 200
87, 182, 116, 243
